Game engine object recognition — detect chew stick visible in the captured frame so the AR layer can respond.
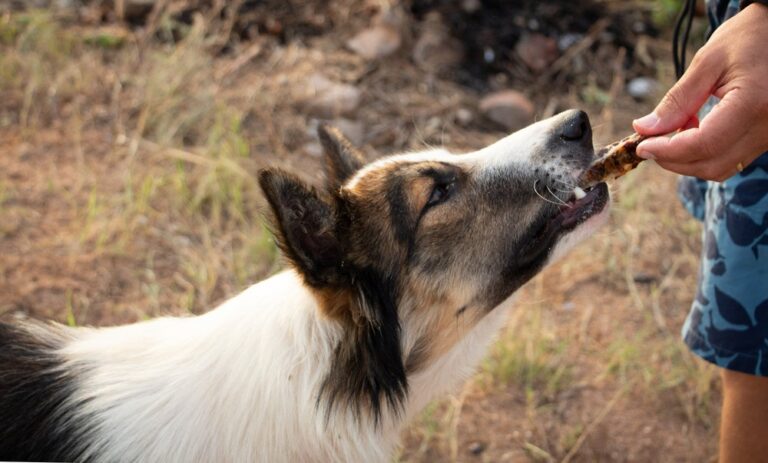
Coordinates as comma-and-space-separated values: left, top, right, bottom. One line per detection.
578, 133, 647, 188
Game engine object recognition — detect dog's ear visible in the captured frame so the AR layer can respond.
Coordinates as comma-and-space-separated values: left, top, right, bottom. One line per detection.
318, 124, 365, 191
258, 168, 343, 287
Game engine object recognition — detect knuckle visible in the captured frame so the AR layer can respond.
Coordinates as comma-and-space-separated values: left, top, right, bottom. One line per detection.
661, 90, 687, 114
699, 165, 722, 181
756, 93, 768, 118
699, 141, 718, 163
689, 46, 711, 69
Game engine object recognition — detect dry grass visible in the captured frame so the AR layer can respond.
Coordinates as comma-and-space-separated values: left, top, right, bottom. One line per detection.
0, 5, 721, 462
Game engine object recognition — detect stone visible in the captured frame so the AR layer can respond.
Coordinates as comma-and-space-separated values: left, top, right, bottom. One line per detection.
632, 272, 657, 284
305, 74, 362, 118
346, 25, 401, 60
302, 141, 323, 158
455, 108, 473, 126
413, 12, 463, 74
479, 90, 535, 131
468, 441, 486, 455
462, 0, 481, 13
516, 33, 558, 72
122, 0, 156, 20
558, 33, 583, 51
627, 77, 659, 100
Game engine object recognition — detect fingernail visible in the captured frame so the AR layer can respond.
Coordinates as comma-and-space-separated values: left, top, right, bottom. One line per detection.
633, 112, 660, 131
636, 149, 656, 160
636, 141, 657, 160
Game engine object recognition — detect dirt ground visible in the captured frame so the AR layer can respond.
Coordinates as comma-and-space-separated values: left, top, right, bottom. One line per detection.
0, 1, 721, 461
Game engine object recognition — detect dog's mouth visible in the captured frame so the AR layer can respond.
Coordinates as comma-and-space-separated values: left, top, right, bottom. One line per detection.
557, 182, 609, 229
519, 182, 609, 262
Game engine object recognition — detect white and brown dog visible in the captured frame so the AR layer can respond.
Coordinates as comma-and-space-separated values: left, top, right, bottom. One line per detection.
0, 110, 609, 462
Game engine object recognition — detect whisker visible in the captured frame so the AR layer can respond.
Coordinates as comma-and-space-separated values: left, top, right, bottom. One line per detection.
551, 177, 578, 190
550, 184, 575, 193
546, 184, 569, 207
533, 180, 566, 207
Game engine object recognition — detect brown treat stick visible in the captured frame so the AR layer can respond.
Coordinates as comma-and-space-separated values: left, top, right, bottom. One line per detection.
578, 133, 648, 188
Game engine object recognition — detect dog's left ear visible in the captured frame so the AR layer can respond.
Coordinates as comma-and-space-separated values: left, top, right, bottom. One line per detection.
258, 168, 343, 287
318, 124, 365, 191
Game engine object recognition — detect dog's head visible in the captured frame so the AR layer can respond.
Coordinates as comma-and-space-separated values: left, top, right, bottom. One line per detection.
258, 109, 608, 420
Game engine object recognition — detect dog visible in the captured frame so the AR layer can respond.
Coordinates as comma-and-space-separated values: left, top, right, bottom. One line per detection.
0, 109, 609, 462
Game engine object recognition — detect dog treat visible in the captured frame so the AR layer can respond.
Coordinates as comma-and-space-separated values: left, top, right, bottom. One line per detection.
578, 133, 647, 187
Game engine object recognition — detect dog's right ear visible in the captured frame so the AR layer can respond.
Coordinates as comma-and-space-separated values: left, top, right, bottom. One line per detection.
258, 168, 343, 288
318, 124, 365, 191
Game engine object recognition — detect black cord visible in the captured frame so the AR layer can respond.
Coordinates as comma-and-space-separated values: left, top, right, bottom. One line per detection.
673, 0, 698, 79
672, 0, 691, 78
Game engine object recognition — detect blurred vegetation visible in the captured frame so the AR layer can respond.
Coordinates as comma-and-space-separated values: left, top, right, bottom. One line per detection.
0, 2, 720, 461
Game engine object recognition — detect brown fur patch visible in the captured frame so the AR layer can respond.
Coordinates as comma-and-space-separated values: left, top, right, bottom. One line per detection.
313, 287, 356, 324
402, 276, 485, 373
404, 303, 486, 374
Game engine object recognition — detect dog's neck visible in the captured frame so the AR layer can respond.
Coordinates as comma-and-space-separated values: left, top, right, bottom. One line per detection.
59, 270, 512, 462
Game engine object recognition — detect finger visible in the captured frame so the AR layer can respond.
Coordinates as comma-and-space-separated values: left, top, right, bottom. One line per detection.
683, 115, 700, 130
638, 89, 752, 165
654, 159, 693, 176
656, 159, 737, 181
633, 48, 721, 136
636, 129, 703, 163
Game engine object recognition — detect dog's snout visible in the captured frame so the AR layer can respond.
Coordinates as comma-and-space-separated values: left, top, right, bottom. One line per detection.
558, 110, 591, 144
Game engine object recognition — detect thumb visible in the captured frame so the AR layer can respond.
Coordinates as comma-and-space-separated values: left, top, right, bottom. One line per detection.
633, 51, 720, 136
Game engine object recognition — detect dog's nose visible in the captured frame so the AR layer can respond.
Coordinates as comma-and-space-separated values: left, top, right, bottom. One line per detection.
558, 110, 591, 144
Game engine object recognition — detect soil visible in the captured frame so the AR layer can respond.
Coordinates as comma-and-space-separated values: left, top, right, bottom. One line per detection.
0, 1, 721, 461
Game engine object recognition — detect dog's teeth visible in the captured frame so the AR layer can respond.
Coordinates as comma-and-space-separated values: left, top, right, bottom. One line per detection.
573, 186, 587, 200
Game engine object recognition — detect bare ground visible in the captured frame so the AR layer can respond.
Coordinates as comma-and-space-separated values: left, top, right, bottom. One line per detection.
0, 3, 721, 462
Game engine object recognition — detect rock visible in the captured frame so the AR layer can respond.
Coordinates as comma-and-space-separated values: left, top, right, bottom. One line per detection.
483, 47, 496, 64
557, 33, 583, 51
455, 107, 473, 126
306, 74, 362, 118
627, 77, 659, 100
413, 12, 463, 74
302, 141, 323, 158
632, 272, 657, 284
468, 441, 486, 456
479, 90, 535, 131
346, 25, 401, 60
462, 0, 481, 13
307, 118, 365, 147
122, 0, 156, 21
515, 33, 558, 72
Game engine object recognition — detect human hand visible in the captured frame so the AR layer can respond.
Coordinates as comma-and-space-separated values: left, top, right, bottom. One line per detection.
632, 3, 768, 181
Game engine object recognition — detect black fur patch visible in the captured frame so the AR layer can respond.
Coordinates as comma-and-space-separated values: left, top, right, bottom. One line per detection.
386, 173, 413, 246
0, 321, 90, 462
258, 169, 345, 288
318, 124, 365, 191
483, 208, 559, 310
318, 267, 407, 425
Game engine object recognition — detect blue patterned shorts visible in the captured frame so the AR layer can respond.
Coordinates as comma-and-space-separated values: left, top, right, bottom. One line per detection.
677, 0, 768, 376
679, 157, 768, 375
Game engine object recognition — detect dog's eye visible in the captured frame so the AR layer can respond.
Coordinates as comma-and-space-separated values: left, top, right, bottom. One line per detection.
426, 181, 455, 209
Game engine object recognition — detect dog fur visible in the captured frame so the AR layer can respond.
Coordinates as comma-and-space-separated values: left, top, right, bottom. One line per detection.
0, 110, 609, 462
